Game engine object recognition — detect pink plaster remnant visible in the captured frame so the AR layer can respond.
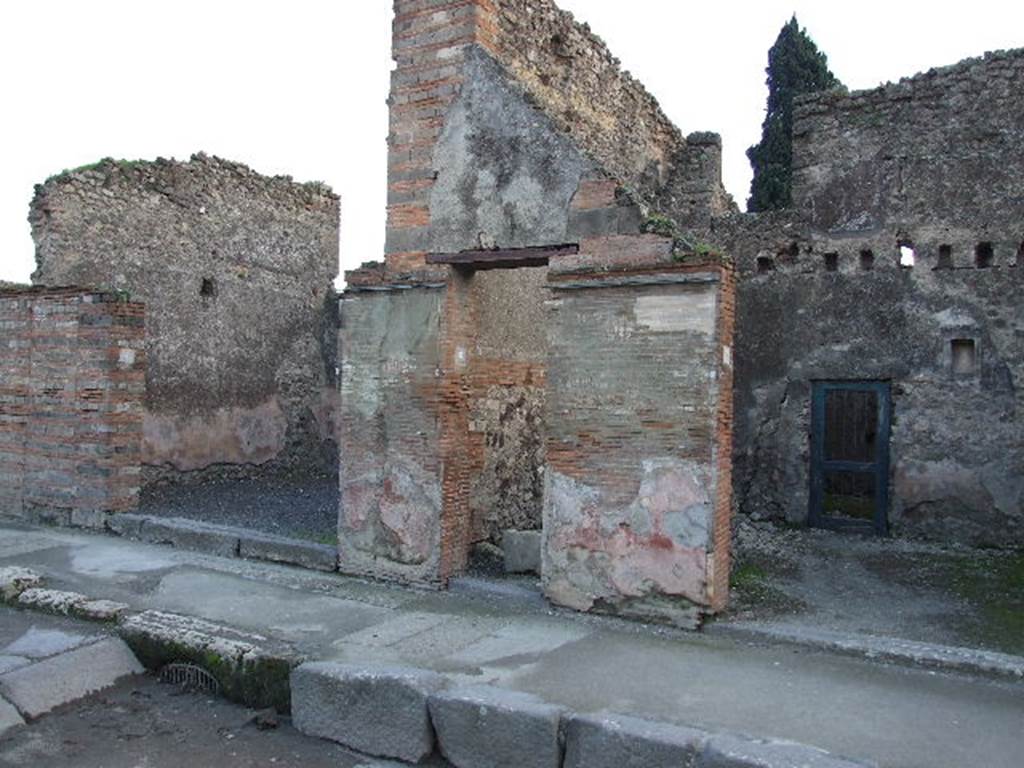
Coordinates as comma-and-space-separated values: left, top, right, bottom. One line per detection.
546, 460, 712, 607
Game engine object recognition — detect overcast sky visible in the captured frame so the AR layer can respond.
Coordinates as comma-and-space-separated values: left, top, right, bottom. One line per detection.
1, 1, 1021, 285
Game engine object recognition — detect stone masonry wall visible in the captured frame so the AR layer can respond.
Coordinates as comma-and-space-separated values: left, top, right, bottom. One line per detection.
0, 287, 145, 525
29, 154, 340, 484
720, 212, 1023, 548
720, 49, 1024, 547
791, 48, 1024, 244
337, 284, 447, 584
543, 236, 734, 626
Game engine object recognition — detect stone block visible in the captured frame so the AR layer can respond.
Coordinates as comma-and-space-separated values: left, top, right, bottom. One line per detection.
429, 685, 565, 768
563, 712, 706, 768
0, 567, 43, 601
697, 734, 877, 768
139, 517, 240, 558
291, 662, 446, 763
238, 532, 337, 572
0, 638, 142, 718
502, 530, 541, 575
118, 610, 300, 712
17, 587, 88, 616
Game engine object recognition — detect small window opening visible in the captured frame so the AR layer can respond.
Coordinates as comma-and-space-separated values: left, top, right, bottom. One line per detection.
936, 245, 953, 270
823, 253, 839, 272
899, 244, 916, 268
757, 256, 775, 274
859, 249, 875, 270
200, 277, 217, 298
951, 339, 977, 376
975, 242, 994, 268
1015, 240, 1023, 266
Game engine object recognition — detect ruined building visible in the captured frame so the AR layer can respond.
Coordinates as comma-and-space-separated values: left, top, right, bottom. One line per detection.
29, 155, 340, 485
5, 0, 1021, 628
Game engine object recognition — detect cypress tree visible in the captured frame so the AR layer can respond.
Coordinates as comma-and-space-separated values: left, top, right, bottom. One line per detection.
747, 16, 840, 212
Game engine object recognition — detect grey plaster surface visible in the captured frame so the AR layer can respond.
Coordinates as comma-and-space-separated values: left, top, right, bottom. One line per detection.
1, 524, 1022, 768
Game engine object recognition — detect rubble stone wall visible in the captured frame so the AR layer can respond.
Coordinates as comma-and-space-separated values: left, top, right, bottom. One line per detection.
0, 287, 145, 523
723, 50, 1024, 547
29, 154, 340, 484
467, 267, 549, 542
791, 48, 1024, 248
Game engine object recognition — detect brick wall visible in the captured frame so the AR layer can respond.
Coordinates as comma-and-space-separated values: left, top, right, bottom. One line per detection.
542, 235, 733, 627
0, 287, 145, 525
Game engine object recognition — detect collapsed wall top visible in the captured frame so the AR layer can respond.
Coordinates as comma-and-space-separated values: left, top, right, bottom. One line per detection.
382, 0, 733, 276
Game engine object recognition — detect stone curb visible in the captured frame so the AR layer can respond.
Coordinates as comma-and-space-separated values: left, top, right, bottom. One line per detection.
290, 661, 876, 768
709, 621, 1024, 682
291, 662, 446, 763
5, 568, 876, 768
430, 685, 565, 768
17, 587, 129, 622
60, 510, 340, 575
118, 609, 304, 713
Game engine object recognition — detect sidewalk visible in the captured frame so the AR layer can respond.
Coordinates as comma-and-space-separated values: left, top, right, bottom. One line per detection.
1, 522, 1021, 768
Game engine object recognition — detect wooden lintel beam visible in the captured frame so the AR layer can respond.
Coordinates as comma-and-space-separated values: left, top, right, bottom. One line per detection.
426, 243, 579, 270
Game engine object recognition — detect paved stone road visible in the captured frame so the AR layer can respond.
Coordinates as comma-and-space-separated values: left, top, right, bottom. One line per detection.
1, 523, 1022, 768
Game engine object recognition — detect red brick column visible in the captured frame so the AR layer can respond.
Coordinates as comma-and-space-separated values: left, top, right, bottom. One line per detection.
0, 288, 145, 525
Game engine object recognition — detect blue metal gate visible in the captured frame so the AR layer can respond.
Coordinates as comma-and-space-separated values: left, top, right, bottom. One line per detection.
809, 381, 891, 535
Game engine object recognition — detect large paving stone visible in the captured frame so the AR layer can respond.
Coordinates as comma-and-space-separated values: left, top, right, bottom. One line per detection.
502, 530, 541, 575
563, 712, 706, 768
0, 637, 143, 718
3, 626, 97, 659
0, 695, 24, 737
0, 657, 29, 675
238, 532, 337, 572
429, 685, 565, 768
291, 662, 446, 763
697, 734, 877, 768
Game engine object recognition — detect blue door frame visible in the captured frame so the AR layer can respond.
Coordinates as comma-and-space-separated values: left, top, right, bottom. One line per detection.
809, 381, 891, 536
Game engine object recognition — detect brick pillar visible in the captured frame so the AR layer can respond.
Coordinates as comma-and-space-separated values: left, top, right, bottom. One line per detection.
386, 0, 499, 269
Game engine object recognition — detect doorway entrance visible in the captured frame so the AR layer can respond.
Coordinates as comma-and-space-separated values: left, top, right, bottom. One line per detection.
809, 381, 891, 535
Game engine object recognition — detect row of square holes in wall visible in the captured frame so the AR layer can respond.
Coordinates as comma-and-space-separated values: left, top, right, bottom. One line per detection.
757, 240, 1023, 273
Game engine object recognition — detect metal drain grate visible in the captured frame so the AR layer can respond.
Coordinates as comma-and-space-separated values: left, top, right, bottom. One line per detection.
159, 662, 221, 695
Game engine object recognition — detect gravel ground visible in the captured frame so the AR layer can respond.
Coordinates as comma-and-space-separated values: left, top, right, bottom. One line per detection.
0, 675, 418, 768
140, 476, 338, 544
725, 517, 1024, 655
